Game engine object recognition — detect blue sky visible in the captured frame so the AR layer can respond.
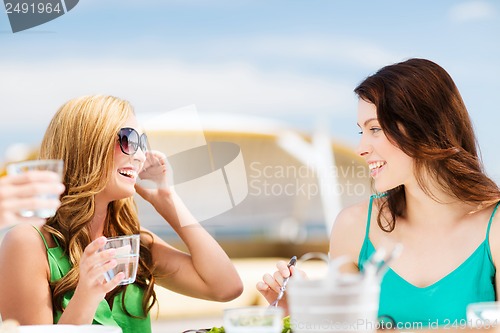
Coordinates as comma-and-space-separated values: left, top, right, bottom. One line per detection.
1, 0, 499, 180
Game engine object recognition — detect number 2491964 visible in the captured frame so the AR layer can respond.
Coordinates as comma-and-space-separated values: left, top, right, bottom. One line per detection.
443, 318, 499, 329
5, 2, 62, 14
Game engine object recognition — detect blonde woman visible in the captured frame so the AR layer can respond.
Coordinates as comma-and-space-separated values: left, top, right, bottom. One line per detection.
0, 95, 243, 333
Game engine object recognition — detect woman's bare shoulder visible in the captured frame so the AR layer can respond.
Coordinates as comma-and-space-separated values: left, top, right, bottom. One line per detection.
487, 202, 500, 266
2, 224, 48, 254
0, 224, 48, 270
333, 199, 371, 232
329, 198, 371, 266
1, 224, 46, 249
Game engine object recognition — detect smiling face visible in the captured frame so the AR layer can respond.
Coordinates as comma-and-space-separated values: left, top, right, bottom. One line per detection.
356, 99, 414, 193
97, 114, 147, 204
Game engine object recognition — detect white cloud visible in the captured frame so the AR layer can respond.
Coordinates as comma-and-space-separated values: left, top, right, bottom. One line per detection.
45, 35, 401, 74
145, 35, 402, 72
225, 36, 403, 70
449, 1, 497, 23
0, 58, 355, 128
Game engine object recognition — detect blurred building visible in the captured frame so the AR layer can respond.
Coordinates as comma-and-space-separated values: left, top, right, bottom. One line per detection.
1, 113, 371, 258
138, 112, 371, 258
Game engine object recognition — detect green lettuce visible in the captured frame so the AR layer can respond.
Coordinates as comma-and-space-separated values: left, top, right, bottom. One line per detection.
207, 315, 292, 333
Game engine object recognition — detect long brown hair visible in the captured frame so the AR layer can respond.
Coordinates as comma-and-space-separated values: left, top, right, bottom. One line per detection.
39, 95, 156, 316
354, 58, 500, 231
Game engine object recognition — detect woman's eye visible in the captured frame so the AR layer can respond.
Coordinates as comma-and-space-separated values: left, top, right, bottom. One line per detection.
358, 127, 381, 135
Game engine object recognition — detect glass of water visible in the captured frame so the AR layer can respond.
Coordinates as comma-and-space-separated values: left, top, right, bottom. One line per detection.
101, 234, 140, 286
467, 302, 500, 328
6, 159, 64, 218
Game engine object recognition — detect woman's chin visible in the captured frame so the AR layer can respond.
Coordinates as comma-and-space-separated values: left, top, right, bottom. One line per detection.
115, 188, 136, 200
374, 183, 401, 194
373, 183, 385, 193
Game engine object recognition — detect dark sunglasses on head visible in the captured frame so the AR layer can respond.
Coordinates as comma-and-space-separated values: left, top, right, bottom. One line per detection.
117, 127, 149, 155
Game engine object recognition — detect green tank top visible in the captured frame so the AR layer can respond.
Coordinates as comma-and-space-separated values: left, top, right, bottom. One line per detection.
358, 195, 498, 328
34, 228, 151, 333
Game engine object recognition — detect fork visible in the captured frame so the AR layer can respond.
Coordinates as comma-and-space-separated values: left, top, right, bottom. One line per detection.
269, 256, 297, 307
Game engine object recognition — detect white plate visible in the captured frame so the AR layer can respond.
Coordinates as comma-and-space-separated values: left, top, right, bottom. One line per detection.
18, 325, 121, 333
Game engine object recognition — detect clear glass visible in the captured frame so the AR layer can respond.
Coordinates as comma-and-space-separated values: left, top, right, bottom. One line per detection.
6, 159, 64, 218
287, 274, 380, 333
101, 234, 140, 286
466, 302, 500, 328
223, 306, 283, 333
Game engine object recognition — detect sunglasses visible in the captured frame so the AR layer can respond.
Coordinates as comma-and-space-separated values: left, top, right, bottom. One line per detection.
117, 127, 150, 155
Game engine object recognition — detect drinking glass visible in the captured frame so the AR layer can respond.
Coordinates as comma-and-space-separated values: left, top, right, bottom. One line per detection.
466, 302, 500, 328
6, 159, 64, 218
102, 234, 140, 286
287, 253, 380, 333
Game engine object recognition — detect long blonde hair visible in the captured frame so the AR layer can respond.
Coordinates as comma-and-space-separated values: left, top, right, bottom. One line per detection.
39, 95, 156, 316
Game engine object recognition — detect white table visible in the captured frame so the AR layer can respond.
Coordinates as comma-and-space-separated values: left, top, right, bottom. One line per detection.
18, 325, 121, 333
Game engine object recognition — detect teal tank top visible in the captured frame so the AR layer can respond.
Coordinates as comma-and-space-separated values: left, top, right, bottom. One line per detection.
358, 195, 498, 328
34, 228, 151, 333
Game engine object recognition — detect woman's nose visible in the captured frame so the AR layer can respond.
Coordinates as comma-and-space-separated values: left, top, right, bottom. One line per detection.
133, 146, 147, 163
356, 136, 372, 157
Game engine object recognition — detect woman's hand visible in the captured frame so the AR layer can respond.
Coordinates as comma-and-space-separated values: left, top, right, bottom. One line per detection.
135, 150, 180, 225
57, 237, 124, 324
135, 151, 173, 210
0, 171, 65, 229
137, 150, 170, 189
73, 237, 124, 305
136, 151, 243, 302
256, 260, 306, 313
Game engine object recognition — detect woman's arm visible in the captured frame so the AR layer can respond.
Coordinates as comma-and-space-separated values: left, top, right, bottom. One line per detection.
135, 151, 243, 301
328, 202, 369, 273
138, 192, 243, 302
256, 201, 369, 313
0, 225, 54, 324
0, 225, 124, 325
256, 203, 367, 314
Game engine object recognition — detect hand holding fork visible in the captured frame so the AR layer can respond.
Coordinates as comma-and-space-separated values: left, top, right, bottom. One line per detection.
269, 256, 297, 307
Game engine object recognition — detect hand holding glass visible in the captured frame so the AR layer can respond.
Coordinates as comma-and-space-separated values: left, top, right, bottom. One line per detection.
101, 235, 140, 286
6, 159, 64, 218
